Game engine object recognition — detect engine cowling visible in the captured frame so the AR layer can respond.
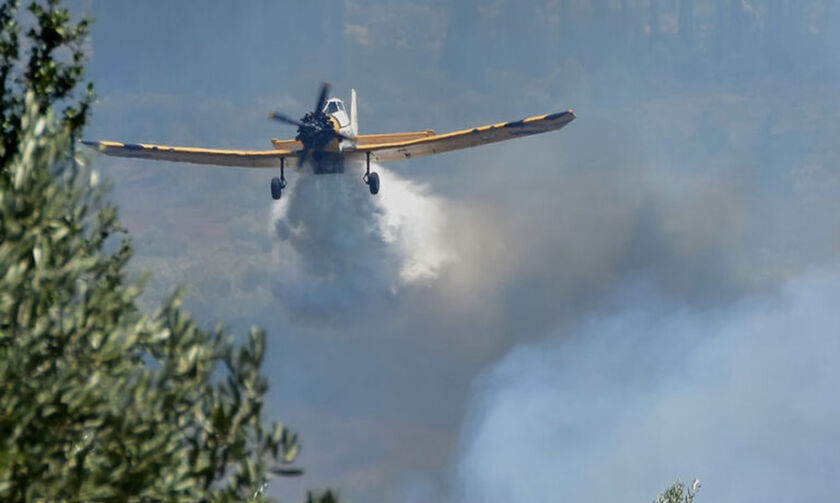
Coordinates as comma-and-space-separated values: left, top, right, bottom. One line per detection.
295, 112, 341, 151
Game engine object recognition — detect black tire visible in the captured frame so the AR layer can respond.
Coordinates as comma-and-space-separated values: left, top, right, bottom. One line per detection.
270, 177, 282, 200
368, 172, 380, 195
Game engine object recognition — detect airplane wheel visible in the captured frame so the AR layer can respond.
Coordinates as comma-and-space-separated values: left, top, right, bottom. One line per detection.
270, 177, 283, 200
368, 172, 380, 195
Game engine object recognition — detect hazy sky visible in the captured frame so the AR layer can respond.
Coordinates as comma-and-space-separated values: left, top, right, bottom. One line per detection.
73, 1, 840, 501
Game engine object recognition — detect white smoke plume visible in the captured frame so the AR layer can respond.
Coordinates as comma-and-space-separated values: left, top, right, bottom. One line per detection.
269, 162, 452, 321
454, 266, 840, 503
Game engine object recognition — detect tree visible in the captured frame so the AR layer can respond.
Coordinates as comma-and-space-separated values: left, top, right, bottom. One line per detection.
0, 1, 331, 500
715, 0, 728, 56
678, 0, 695, 47
649, 0, 661, 44
654, 479, 701, 503
0, 92, 307, 503
0, 0, 93, 175
728, 0, 745, 49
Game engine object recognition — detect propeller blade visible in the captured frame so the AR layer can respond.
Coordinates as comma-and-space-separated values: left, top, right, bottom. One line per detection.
314, 82, 330, 114
330, 129, 356, 142
269, 111, 304, 128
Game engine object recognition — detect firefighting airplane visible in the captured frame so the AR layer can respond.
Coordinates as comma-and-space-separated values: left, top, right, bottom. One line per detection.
83, 83, 576, 199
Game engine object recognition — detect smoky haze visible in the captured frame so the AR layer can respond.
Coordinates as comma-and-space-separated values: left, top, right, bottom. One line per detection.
74, 1, 840, 501
456, 267, 840, 502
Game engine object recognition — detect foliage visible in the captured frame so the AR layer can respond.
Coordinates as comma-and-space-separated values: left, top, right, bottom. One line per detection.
0, 1, 327, 500
306, 490, 339, 503
654, 479, 701, 503
1, 0, 93, 175
0, 95, 303, 501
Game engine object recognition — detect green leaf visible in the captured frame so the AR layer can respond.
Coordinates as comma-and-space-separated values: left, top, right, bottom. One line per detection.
0, 3, 328, 501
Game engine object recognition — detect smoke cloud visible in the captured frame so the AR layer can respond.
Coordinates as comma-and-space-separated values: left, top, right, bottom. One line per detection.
455, 266, 840, 503
75, 2, 840, 501
269, 162, 452, 321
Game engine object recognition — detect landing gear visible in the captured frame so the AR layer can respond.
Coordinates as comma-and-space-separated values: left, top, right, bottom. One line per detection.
368, 172, 380, 195
270, 177, 284, 199
363, 152, 380, 195
270, 157, 288, 200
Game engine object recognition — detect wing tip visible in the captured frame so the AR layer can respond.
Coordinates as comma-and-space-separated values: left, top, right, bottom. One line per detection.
80, 140, 105, 151
544, 109, 577, 122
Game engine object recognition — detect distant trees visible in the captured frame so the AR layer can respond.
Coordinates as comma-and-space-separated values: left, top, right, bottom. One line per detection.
678, 0, 695, 47
438, 0, 833, 88
649, 0, 661, 42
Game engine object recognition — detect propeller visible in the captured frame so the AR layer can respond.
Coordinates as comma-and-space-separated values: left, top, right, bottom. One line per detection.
314, 82, 330, 116
269, 82, 355, 166
268, 111, 304, 128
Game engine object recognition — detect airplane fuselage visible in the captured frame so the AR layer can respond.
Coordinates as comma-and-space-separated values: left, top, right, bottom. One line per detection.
310, 98, 356, 174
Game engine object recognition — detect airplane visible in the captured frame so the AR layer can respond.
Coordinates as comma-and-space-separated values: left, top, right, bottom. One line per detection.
83, 83, 576, 200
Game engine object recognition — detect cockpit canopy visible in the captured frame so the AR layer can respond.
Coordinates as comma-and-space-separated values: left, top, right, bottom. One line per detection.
324, 100, 345, 114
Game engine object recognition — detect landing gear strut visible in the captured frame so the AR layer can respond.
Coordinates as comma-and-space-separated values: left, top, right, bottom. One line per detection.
271, 157, 288, 200
363, 152, 380, 195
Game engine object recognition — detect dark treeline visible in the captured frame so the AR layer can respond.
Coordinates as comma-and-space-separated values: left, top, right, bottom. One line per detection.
440, 0, 837, 88
75, 0, 838, 127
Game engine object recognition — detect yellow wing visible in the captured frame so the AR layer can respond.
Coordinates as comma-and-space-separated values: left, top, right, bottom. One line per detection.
271, 138, 304, 150
345, 110, 575, 162
83, 111, 574, 167
81, 140, 299, 168
269, 132, 436, 151
355, 130, 436, 145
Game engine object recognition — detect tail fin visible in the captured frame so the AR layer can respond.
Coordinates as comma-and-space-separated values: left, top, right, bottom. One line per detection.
350, 88, 358, 137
